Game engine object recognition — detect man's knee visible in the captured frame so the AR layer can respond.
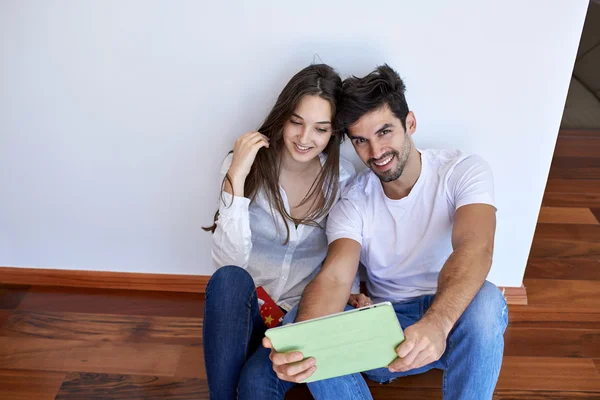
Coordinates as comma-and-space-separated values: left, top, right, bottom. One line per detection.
459, 281, 508, 341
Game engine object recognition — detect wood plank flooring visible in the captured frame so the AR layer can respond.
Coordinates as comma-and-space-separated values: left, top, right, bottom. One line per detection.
1, 130, 599, 399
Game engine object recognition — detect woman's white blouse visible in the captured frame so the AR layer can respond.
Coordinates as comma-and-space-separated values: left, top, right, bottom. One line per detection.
211, 153, 359, 310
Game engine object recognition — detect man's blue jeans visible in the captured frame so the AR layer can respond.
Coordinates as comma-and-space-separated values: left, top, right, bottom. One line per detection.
285, 280, 509, 399
202, 265, 371, 400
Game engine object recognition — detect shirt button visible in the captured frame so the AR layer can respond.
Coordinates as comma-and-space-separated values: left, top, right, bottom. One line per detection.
281, 276, 286, 281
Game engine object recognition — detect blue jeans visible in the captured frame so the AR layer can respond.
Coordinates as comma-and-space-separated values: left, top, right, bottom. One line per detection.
203, 266, 292, 399
285, 280, 508, 399
202, 265, 371, 400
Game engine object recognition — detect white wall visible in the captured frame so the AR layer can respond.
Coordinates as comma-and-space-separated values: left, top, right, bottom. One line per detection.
0, 0, 588, 286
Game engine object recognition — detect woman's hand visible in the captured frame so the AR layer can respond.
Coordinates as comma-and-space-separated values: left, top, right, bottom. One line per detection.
226, 131, 269, 196
229, 131, 270, 180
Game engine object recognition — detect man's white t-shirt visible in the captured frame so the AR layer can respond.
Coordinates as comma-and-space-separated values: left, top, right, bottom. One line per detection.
326, 149, 496, 303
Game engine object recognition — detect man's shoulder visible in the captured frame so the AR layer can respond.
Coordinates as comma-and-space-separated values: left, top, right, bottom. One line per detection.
423, 148, 466, 166
422, 148, 489, 176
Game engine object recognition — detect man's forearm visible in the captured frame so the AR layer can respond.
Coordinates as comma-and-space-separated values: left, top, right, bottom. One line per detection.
423, 247, 492, 335
295, 274, 350, 322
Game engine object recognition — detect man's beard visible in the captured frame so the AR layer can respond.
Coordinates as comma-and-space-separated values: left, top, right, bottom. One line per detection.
368, 133, 411, 183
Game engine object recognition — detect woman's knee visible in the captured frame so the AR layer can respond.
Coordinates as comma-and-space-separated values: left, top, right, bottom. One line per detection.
205, 265, 256, 307
207, 265, 253, 291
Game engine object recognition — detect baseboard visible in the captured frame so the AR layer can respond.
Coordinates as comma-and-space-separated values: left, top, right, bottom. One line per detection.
0, 266, 528, 304
558, 129, 600, 137
501, 285, 528, 305
0, 266, 210, 293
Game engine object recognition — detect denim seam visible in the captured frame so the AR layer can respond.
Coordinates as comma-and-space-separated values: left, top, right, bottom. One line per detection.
351, 374, 367, 400
442, 321, 454, 397
242, 289, 254, 362
276, 376, 286, 395
501, 292, 508, 327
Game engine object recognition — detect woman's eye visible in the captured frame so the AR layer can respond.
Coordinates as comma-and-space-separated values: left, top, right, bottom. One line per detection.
291, 120, 302, 125
317, 128, 328, 133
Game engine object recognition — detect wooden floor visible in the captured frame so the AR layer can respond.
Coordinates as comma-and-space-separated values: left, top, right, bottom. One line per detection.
1, 130, 600, 399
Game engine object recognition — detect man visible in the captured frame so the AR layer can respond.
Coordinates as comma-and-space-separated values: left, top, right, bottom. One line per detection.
264, 64, 508, 399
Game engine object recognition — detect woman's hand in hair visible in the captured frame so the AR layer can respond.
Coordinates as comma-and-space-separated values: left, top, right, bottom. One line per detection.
348, 293, 373, 308
229, 131, 270, 181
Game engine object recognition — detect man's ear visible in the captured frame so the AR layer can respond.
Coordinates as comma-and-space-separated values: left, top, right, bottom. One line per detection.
405, 111, 417, 136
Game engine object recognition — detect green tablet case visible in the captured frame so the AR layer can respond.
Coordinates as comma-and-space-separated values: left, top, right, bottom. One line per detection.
265, 302, 404, 383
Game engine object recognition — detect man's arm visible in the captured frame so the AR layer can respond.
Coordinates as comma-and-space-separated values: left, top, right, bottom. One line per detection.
424, 203, 496, 333
262, 238, 361, 383
295, 238, 362, 322
389, 203, 496, 372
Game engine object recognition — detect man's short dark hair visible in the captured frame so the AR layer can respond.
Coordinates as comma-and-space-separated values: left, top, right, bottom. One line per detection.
336, 64, 409, 134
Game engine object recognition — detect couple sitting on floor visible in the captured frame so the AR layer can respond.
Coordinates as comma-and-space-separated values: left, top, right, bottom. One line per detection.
202, 63, 507, 400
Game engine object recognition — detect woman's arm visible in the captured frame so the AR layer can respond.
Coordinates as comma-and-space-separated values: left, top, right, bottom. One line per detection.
211, 132, 269, 268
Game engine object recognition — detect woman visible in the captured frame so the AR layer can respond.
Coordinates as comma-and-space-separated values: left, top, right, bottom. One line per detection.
202, 64, 372, 400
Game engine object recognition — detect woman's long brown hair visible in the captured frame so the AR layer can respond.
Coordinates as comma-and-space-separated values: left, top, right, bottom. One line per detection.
203, 64, 344, 243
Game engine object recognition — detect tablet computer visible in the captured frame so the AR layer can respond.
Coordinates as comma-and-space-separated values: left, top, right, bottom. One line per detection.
265, 301, 404, 383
